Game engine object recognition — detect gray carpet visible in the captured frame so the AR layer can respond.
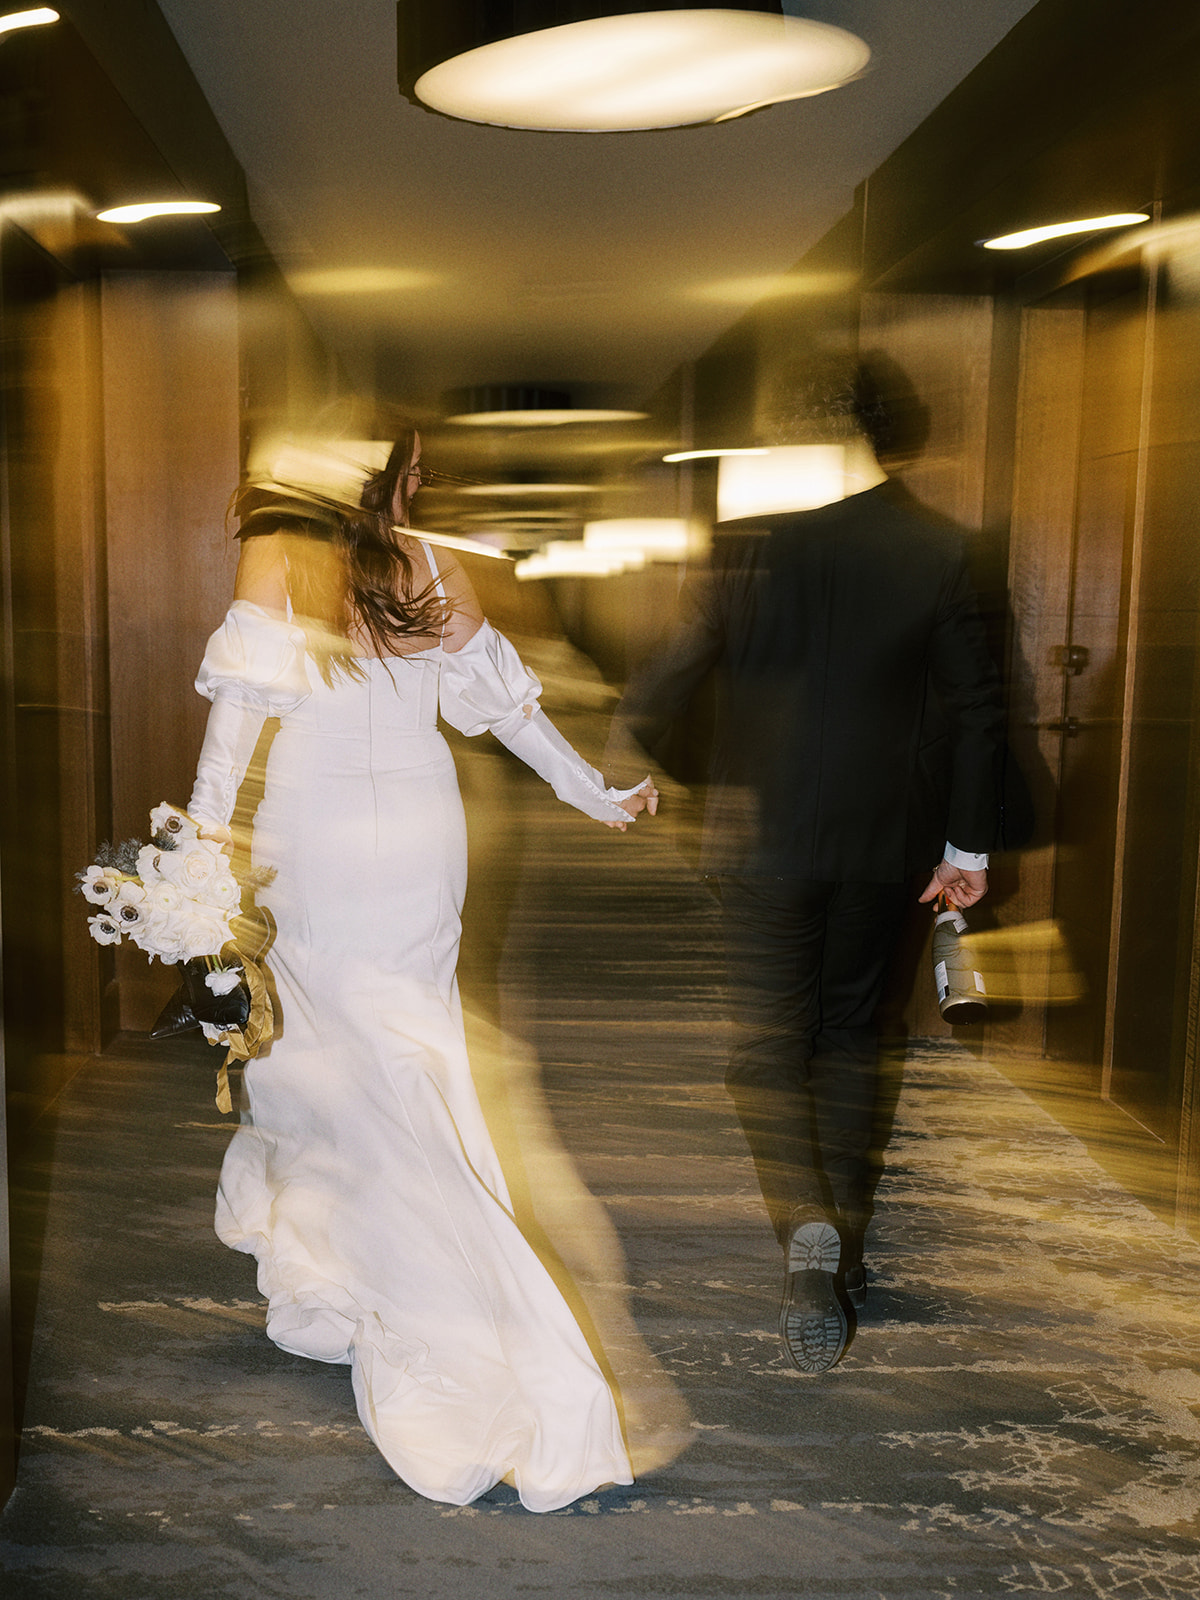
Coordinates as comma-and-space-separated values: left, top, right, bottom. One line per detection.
5, 770, 1200, 1598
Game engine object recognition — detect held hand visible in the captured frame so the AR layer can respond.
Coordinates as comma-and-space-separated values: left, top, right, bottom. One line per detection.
604, 782, 659, 831
197, 822, 235, 855
919, 857, 988, 908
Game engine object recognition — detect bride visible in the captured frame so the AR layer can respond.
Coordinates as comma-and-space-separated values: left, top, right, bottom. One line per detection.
185, 425, 657, 1512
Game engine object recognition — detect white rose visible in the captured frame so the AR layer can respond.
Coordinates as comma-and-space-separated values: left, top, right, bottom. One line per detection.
205, 965, 242, 996
202, 871, 241, 912
131, 911, 186, 963
177, 904, 232, 960
149, 803, 199, 844
87, 912, 123, 947
158, 841, 223, 892
80, 865, 123, 905
144, 879, 183, 917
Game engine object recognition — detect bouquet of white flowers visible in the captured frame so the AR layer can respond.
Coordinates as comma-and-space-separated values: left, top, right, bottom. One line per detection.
79, 803, 240, 961
77, 803, 273, 1110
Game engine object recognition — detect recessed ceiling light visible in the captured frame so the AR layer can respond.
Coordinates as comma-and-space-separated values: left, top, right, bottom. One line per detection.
408, 11, 869, 133
980, 213, 1148, 250
0, 9, 59, 37
663, 448, 770, 463
96, 200, 221, 224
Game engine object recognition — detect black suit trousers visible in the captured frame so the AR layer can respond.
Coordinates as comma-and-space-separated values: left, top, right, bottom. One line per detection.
719, 875, 910, 1248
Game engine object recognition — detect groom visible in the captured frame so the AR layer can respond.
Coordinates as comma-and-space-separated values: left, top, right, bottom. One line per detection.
607, 360, 1012, 1373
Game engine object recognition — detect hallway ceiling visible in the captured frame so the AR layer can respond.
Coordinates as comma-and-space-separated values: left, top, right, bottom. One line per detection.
153, 1, 1041, 413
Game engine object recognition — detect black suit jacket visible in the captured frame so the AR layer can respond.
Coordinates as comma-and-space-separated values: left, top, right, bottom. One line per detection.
609, 481, 1010, 881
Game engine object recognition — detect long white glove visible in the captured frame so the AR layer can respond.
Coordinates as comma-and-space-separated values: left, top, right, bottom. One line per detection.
188, 695, 269, 828
439, 621, 648, 825
492, 705, 648, 824
188, 602, 312, 828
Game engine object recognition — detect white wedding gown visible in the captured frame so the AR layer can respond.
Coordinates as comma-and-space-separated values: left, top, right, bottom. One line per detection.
188, 576, 637, 1512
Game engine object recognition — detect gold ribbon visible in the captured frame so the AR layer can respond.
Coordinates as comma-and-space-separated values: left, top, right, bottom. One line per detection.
208, 939, 275, 1114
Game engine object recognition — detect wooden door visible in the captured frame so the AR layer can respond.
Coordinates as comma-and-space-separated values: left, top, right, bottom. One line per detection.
1010, 243, 1200, 1224
1043, 271, 1147, 1073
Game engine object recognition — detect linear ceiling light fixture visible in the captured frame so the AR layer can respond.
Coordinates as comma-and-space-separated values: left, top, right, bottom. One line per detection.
96, 200, 221, 224
0, 9, 59, 36
981, 213, 1149, 250
398, 4, 869, 132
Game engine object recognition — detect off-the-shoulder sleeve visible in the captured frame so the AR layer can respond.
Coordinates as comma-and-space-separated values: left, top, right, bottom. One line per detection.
437, 619, 542, 740
195, 600, 312, 715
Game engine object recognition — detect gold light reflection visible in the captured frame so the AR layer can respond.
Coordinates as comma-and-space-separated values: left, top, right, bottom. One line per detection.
960, 921, 1086, 1006
461, 481, 598, 497
689, 271, 857, 305
516, 542, 636, 580
405, 526, 512, 562
287, 267, 441, 295
583, 518, 699, 561
247, 437, 391, 501
981, 213, 1148, 250
717, 445, 846, 520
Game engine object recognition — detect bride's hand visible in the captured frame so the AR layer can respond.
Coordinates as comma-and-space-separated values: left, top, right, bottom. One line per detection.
198, 822, 235, 854
605, 782, 659, 830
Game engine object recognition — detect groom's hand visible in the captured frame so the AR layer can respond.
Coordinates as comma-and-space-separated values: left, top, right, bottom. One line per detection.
605, 782, 659, 829
919, 858, 988, 908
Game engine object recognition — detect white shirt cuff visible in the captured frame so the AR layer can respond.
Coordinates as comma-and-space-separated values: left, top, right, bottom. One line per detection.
944, 842, 988, 871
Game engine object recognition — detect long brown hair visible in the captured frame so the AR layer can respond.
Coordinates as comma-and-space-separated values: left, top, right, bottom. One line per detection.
338, 432, 447, 656
234, 425, 448, 671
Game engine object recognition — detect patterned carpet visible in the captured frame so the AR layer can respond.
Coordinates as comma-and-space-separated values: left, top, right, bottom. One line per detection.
4, 753, 1200, 1598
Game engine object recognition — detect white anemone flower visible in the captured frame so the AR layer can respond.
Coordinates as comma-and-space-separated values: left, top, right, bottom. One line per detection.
79, 865, 123, 905
149, 802, 199, 843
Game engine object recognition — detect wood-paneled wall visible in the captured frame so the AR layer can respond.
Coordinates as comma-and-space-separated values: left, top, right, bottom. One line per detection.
100, 273, 240, 1030
1000, 306, 1087, 1057
53, 281, 113, 1053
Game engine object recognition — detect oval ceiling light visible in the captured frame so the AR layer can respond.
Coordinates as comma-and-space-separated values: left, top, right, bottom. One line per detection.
444, 383, 646, 426
0, 9, 59, 36
96, 200, 221, 224
401, 6, 869, 133
981, 213, 1149, 250
452, 408, 647, 425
